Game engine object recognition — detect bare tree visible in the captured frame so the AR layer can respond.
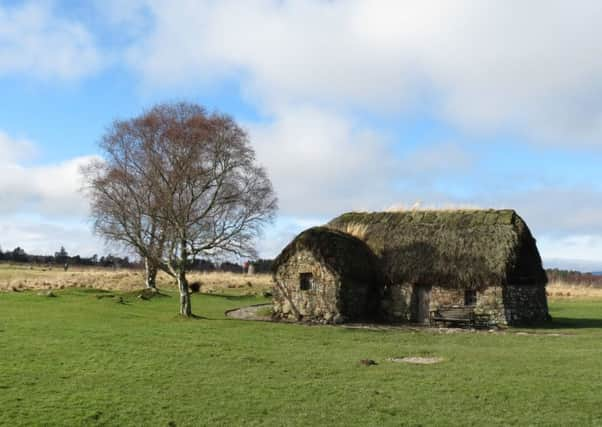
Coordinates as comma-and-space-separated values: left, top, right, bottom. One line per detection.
82, 146, 164, 290
83, 102, 277, 316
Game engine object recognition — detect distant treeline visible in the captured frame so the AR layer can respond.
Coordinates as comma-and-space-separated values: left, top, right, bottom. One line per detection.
546, 268, 602, 286
0, 245, 274, 273
193, 258, 274, 274
0, 246, 133, 268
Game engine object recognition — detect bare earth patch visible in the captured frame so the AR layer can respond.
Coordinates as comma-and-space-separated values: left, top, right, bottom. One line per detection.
514, 331, 568, 337
225, 304, 273, 321
387, 357, 444, 364
225, 308, 574, 337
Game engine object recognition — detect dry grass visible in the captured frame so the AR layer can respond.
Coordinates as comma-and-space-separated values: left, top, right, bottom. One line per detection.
547, 280, 602, 299
0, 263, 273, 294
341, 222, 369, 241
4, 262, 600, 300
385, 203, 483, 212
191, 271, 273, 294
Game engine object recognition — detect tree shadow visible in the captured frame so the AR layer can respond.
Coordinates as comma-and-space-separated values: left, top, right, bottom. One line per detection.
199, 292, 260, 301
172, 313, 210, 320
530, 317, 602, 329
189, 313, 209, 320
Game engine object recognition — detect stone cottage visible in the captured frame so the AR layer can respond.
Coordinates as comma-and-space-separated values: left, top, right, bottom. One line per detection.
272, 227, 384, 323
327, 209, 549, 326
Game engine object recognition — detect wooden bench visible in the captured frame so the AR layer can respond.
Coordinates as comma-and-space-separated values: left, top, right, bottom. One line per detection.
430, 305, 475, 327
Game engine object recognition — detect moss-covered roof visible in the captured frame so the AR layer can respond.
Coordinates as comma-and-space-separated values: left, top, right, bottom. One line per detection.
273, 227, 382, 283
327, 209, 547, 289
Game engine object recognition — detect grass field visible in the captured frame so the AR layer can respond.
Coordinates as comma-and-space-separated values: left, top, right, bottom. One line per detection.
1, 269, 602, 426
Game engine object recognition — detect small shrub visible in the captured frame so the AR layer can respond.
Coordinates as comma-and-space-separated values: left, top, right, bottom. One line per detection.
189, 281, 201, 293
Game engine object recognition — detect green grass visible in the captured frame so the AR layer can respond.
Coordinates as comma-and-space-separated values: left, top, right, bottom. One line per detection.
1, 291, 601, 426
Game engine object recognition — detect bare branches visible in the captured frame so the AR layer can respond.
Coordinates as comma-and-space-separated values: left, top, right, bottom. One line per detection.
81, 102, 278, 315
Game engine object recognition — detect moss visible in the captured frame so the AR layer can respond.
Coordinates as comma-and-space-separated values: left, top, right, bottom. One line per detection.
328, 209, 546, 290
273, 227, 382, 284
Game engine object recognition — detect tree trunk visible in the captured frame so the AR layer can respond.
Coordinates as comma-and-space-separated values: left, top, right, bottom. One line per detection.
177, 269, 192, 317
144, 257, 158, 289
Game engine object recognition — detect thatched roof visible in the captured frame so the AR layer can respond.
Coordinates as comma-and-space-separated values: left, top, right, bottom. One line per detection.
327, 209, 547, 289
273, 227, 382, 283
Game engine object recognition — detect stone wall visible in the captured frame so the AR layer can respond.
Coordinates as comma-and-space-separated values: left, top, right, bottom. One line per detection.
274, 252, 549, 326
381, 284, 545, 326
272, 250, 342, 323
339, 278, 380, 321
431, 287, 465, 307
502, 285, 549, 324
474, 286, 506, 325
380, 283, 412, 322
381, 284, 468, 322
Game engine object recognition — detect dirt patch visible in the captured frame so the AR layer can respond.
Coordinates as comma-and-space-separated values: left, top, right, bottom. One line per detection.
225, 308, 573, 337
225, 304, 273, 321
514, 331, 568, 337
342, 323, 487, 334
387, 357, 444, 365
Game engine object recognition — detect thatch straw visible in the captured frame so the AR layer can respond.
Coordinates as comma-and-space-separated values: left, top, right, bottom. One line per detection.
327, 209, 547, 290
272, 227, 382, 283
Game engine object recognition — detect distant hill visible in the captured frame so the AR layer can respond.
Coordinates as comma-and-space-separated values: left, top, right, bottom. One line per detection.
593, 272, 602, 276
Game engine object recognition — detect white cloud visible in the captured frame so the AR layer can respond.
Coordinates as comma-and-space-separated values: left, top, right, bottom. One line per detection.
481, 187, 602, 237
248, 105, 400, 217
0, 1, 101, 80
0, 131, 95, 217
256, 215, 327, 259
539, 236, 602, 272
0, 220, 102, 257
401, 142, 474, 179
543, 257, 602, 273
0, 131, 37, 162
496, 187, 602, 269
93, 0, 151, 38
128, 0, 602, 145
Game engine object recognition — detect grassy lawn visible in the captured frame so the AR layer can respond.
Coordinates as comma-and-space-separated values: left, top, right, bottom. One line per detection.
1, 290, 601, 426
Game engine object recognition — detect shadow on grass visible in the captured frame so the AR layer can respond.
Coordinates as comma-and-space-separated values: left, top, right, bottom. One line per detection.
525, 317, 602, 329
546, 317, 602, 329
200, 292, 262, 301
67, 288, 113, 295
172, 313, 210, 321
122, 289, 172, 300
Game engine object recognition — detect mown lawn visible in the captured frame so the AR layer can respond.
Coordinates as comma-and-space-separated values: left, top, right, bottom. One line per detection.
1, 290, 601, 426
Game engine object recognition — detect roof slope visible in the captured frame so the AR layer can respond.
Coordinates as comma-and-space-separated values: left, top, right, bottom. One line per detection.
273, 226, 381, 283
327, 209, 547, 289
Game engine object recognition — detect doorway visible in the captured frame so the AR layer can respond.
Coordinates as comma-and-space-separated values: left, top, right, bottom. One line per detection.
411, 284, 432, 324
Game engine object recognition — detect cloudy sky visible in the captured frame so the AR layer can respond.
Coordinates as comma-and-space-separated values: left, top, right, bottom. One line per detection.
2, 0, 602, 271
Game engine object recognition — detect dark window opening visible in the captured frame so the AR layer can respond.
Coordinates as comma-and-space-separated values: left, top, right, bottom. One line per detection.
299, 272, 313, 291
464, 289, 477, 306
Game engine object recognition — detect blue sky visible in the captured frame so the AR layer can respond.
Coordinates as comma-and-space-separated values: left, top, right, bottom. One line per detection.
2, 0, 602, 271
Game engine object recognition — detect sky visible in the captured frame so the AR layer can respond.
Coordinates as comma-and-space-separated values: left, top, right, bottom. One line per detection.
2, 0, 602, 271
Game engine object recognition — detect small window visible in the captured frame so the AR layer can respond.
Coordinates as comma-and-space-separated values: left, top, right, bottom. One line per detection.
299, 272, 313, 291
464, 290, 477, 306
